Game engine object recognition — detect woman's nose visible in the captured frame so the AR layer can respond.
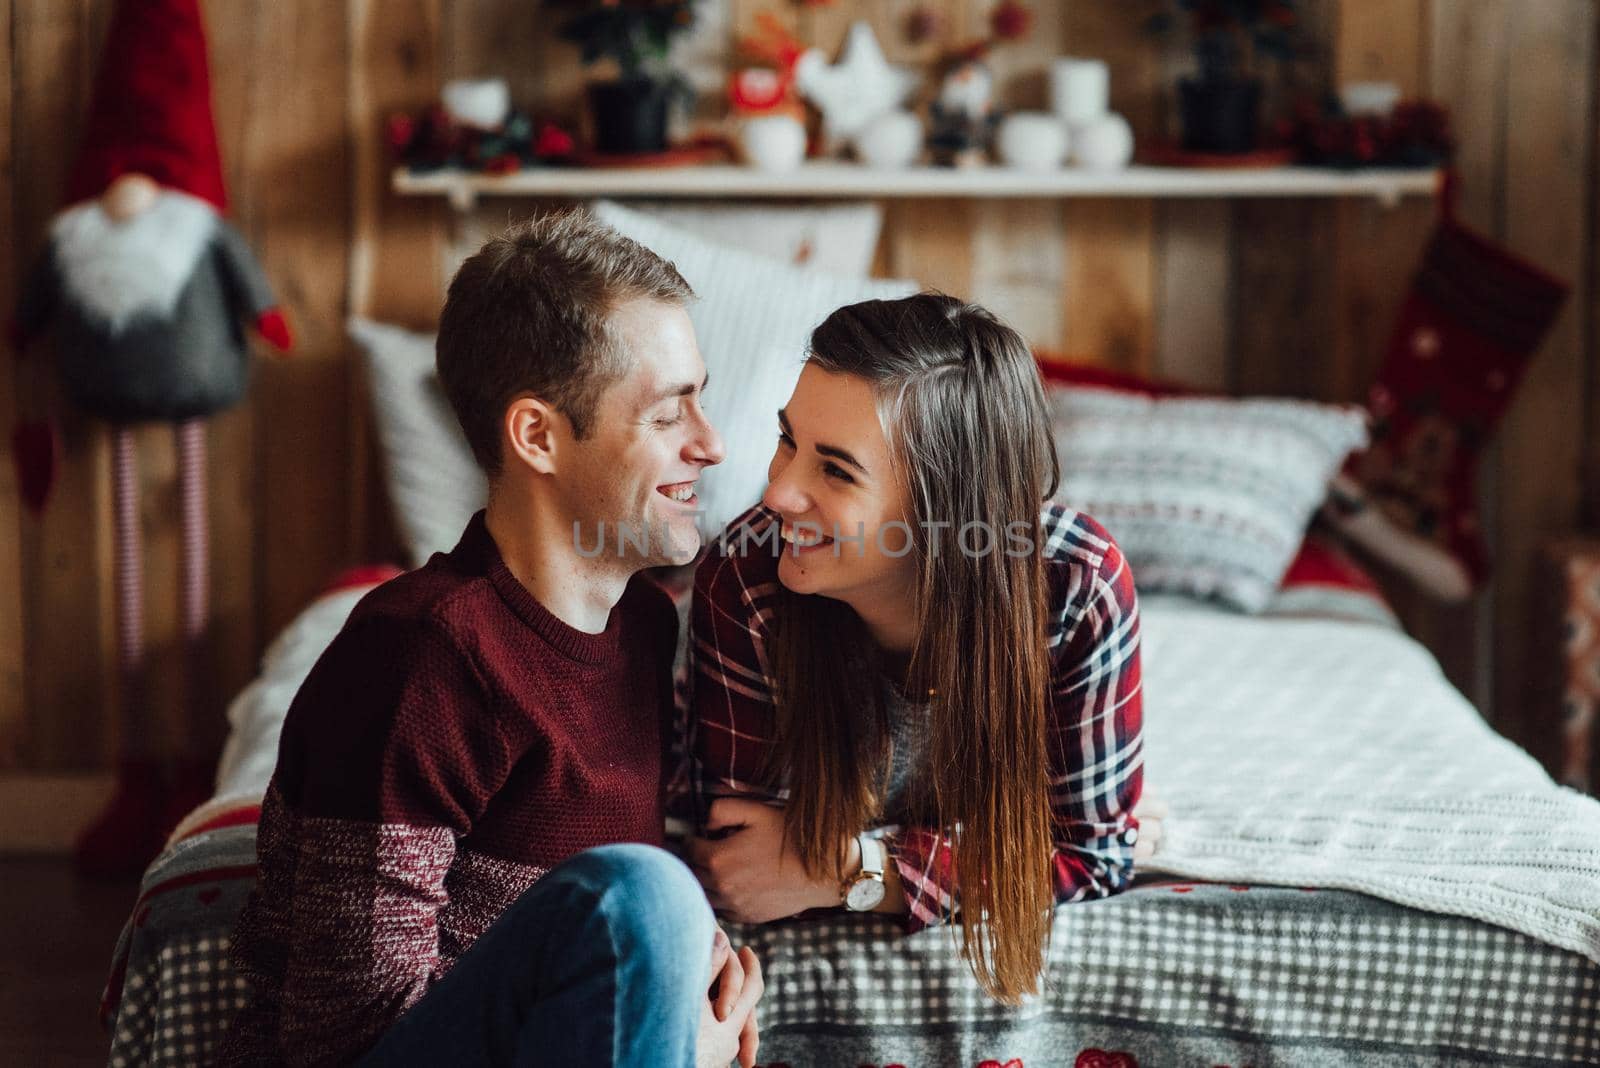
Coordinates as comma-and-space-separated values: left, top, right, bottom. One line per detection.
762, 465, 809, 517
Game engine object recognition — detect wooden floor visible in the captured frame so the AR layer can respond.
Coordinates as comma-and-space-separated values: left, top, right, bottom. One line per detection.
0, 859, 139, 1066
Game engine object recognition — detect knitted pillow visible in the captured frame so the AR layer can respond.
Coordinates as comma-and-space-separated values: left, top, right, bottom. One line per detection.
352, 207, 917, 566
1048, 384, 1369, 613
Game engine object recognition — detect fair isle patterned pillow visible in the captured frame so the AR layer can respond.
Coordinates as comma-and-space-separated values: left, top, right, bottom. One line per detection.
1048, 385, 1368, 613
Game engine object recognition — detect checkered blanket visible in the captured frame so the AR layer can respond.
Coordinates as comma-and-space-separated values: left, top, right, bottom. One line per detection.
103, 815, 1600, 1067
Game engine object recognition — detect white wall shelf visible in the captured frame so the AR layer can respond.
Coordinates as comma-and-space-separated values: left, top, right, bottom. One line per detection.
394, 162, 1440, 212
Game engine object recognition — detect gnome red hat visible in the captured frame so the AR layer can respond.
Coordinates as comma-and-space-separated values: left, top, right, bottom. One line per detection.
66, 0, 227, 211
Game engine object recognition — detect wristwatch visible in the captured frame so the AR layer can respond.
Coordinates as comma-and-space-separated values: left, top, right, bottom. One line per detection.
841, 832, 887, 912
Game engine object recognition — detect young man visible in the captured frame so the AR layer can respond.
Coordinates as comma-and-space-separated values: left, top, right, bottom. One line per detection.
218, 211, 760, 1067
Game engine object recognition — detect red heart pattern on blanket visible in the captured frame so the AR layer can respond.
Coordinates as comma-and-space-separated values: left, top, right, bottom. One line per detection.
1075, 1050, 1138, 1068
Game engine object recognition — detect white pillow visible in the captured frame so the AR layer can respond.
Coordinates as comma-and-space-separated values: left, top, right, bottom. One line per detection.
353, 208, 917, 565
349, 318, 486, 568
1048, 385, 1368, 613
591, 200, 918, 534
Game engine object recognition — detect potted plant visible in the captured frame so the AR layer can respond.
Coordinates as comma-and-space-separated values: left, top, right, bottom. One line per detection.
557, 0, 698, 155
1147, 0, 1298, 154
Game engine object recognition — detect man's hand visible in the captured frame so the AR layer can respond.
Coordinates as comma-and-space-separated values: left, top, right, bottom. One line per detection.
688, 799, 843, 924
698, 928, 762, 1068
1132, 787, 1169, 863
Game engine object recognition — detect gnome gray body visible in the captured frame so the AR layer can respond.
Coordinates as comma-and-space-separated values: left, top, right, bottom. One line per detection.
16, 189, 278, 423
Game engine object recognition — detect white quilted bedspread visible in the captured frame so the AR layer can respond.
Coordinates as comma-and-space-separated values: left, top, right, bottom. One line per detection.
1138, 596, 1600, 965
198, 582, 1600, 965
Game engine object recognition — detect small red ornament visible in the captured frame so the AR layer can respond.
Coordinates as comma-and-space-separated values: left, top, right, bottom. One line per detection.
386, 112, 416, 152
991, 0, 1032, 41
533, 122, 576, 159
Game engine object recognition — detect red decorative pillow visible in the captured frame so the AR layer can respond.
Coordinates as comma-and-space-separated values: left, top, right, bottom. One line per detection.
1035, 354, 1196, 398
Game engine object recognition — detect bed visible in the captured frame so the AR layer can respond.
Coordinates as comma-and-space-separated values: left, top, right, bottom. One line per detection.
99, 544, 1600, 1068
99, 202, 1600, 1066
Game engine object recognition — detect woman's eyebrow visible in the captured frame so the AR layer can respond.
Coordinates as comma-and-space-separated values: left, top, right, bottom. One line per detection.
777, 407, 869, 476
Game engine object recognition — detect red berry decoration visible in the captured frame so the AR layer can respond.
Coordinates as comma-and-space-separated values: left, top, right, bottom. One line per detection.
533, 122, 575, 160
990, 0, 1032, 41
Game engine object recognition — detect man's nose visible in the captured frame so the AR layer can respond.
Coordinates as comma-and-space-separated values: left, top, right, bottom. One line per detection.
689, 412, 725, 467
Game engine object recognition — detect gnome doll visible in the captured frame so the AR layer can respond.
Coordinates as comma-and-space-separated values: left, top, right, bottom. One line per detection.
11, 0, 292, 876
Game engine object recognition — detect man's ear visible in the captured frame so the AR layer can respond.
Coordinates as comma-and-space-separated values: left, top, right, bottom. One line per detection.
503, 395, 562, 476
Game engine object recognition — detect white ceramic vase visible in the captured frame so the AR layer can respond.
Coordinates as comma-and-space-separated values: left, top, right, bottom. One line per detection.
997, 111, 1069, 171
441, 78, 511, 130
739, 115, 808, 172
1071, 112, 1135, 171
854, 111, 923, 169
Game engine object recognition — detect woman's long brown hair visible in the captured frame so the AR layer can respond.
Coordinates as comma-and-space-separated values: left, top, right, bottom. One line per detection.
767, 293, 1062, 1002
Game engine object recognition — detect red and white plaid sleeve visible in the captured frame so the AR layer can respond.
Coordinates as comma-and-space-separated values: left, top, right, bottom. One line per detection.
687, 509, 789, 817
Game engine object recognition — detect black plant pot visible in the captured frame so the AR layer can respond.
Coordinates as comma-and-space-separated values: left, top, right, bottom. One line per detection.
1178, 77, 1263, 154
588, 78, 670, 155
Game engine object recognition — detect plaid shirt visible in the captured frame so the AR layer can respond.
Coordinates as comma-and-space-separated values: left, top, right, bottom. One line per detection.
687, 503, 1144, 931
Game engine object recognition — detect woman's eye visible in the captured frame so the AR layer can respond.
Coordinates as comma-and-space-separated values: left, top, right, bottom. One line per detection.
777, 431, 795, 448
823, 462, 854, 484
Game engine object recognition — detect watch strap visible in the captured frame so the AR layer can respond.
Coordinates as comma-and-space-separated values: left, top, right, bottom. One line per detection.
857, 832, 885, 878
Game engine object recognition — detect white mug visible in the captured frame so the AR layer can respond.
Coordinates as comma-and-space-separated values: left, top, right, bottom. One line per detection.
1050, 58, 1109, 126
1340, 81, 1402, 118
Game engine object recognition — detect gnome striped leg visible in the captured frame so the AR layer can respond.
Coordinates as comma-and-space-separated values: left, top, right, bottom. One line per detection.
74, 426, 166, 877
112, 426, 147, 722
176, 418, 209, 713
166, 418, 218, 826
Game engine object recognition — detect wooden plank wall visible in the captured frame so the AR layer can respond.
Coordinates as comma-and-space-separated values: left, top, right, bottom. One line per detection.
1, 1, 1595, 833
2, 0, 359, 806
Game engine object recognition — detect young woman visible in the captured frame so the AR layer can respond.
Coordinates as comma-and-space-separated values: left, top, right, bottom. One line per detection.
685, 293, 1151, 1003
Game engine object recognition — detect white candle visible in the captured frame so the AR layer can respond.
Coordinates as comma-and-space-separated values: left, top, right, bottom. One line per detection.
1050, 58, 1109, 126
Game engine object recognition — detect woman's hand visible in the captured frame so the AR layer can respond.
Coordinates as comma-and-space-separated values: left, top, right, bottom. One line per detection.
1132, 787, 1168, 863
687, 799, 847, 924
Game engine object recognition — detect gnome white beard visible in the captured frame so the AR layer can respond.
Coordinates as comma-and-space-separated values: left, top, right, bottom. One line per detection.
53, 188, 218, 335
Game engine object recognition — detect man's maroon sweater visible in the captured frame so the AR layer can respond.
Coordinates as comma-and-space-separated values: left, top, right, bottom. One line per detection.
218, 512, 678, 1066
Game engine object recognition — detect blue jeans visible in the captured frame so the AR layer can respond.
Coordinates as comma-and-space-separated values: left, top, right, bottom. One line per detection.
356, 843, 716, 1067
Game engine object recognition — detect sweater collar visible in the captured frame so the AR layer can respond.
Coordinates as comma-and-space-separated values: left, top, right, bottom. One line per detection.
456, 511, 629, 665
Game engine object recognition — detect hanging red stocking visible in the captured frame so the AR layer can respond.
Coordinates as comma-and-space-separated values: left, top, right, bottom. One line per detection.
1322, 171, 1570, 601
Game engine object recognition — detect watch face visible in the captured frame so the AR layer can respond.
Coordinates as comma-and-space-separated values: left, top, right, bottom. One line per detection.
846, 876, 886, 912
